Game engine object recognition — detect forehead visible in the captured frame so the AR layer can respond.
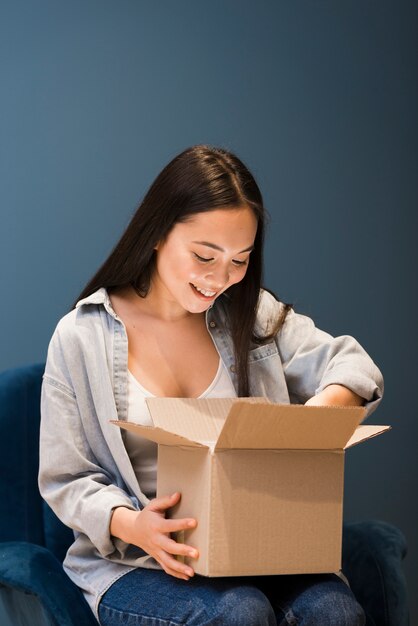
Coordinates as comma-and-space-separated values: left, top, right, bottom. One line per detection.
173, 207, 258, 242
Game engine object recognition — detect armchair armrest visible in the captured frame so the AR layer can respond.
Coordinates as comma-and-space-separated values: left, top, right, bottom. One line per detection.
342, 520, 409, 626
0, 542, 98, 626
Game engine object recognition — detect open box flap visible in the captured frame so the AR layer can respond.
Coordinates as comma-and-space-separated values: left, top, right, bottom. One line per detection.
110, 420, 206, 448
145, 397, 270, 446
215, 402, 366, 450
344, 424, 391, 449
145, 397, 237, 445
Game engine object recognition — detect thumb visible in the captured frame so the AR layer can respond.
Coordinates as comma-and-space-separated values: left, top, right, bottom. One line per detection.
148, 491, 181, 513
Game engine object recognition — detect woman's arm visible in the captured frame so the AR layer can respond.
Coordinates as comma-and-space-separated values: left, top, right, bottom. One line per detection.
305, 384, 364, 407
274, 305, 384, 415
39, 375, 139, 558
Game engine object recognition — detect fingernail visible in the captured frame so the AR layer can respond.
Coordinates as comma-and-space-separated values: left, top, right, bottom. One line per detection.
187, 520, 195, 528
186, 568, 194, 576
188, 550, 197, 558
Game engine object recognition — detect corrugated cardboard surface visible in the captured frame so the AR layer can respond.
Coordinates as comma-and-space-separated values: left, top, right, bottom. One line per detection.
149, 397, 235, 444
158, 447, 344, 576
214, 403, 363, 450
157, 446, 212, 573
209, 450, 344, 575
345, 424, 391, 449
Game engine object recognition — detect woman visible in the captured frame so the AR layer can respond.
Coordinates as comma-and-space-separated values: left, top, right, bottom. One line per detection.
39, 145, 383, 625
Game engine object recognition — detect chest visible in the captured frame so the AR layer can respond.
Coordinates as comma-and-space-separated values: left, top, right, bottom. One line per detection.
127, 317, 220, 398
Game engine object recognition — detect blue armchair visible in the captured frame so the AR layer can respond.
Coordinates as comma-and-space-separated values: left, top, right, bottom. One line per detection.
0, 364, 409, 626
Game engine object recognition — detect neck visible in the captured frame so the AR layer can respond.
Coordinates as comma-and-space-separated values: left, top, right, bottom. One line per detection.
129, 285, 202, 323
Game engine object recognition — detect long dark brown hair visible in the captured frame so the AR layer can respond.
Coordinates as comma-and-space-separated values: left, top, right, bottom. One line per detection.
74, 144, 290, 395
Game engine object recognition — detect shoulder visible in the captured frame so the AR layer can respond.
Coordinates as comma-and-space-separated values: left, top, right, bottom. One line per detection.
254, 290, 330, 350
254, 288, 293, 335
257, 288, 288, 316
50, 308, 81, 347
44, 289, 114, 387
49, 288, 113, 352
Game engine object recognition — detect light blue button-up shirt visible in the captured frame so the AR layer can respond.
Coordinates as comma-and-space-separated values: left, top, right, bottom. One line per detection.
38, 287, 383, 618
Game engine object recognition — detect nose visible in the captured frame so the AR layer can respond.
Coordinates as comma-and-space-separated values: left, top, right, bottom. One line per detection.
204, 265, 230, 290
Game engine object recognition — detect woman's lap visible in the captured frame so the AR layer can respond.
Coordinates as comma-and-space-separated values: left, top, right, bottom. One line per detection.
98, 568, 365, 626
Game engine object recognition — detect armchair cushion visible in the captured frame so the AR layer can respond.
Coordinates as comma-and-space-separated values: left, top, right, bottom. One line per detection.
0, 542, 98, 625
0, 586, 55, 626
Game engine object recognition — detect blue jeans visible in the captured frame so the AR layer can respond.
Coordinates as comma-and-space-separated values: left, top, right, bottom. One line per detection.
98, 569, 365, 625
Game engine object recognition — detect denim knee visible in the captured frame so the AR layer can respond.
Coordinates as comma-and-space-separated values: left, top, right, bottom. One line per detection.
290, 589, 366, 626
214, 585, 276, 626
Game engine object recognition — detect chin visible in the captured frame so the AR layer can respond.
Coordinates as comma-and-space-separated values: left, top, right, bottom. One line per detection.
184, 297, 214, 314
187, 303, 212, 314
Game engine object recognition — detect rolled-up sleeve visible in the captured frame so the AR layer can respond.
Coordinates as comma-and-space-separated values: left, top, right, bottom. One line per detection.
276, 308, 384, 416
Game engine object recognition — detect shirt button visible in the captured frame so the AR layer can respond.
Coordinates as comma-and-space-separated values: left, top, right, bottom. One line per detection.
209, 321, 216, 328
230, 364, 236, 373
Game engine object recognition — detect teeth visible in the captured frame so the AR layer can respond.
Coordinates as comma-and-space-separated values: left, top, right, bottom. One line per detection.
193, 284, 217, 297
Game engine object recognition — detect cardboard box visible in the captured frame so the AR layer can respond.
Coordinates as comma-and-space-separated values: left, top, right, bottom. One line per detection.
112, 398, 390, 576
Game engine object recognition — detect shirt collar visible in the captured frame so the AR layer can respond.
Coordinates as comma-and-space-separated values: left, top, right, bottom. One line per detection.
75, 287, 118, 319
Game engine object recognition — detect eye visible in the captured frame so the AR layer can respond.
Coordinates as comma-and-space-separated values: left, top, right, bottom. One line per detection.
193, 253, 213, 263
232, 259, 248, 267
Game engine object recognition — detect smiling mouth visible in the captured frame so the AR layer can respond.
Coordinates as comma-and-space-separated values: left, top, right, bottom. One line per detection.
190, 283, 218, 299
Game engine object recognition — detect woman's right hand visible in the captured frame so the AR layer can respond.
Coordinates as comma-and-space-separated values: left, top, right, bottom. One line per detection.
110, 492, 199, 580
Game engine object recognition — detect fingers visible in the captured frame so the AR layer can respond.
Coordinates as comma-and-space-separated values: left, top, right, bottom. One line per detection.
163, 516, 197, 533
140, 493, 199, 580
160, 535, 199, 559
155, 549, 195, 581
147, 493, 197, 534
148, 491, 181, 512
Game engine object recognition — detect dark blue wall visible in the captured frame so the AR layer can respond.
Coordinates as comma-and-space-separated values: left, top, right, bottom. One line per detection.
1, 1, 417, 620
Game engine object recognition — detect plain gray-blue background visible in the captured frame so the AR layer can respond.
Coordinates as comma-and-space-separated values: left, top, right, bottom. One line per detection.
1, 0, 417, 621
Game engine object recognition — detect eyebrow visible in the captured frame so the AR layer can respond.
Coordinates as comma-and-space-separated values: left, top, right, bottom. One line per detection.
192, 241, 254, 254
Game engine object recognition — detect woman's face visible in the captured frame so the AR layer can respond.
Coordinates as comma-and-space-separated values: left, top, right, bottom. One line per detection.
151, 206, 258, 316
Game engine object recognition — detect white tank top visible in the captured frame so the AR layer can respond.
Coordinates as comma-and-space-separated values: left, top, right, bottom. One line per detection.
124, 358, 237, 499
